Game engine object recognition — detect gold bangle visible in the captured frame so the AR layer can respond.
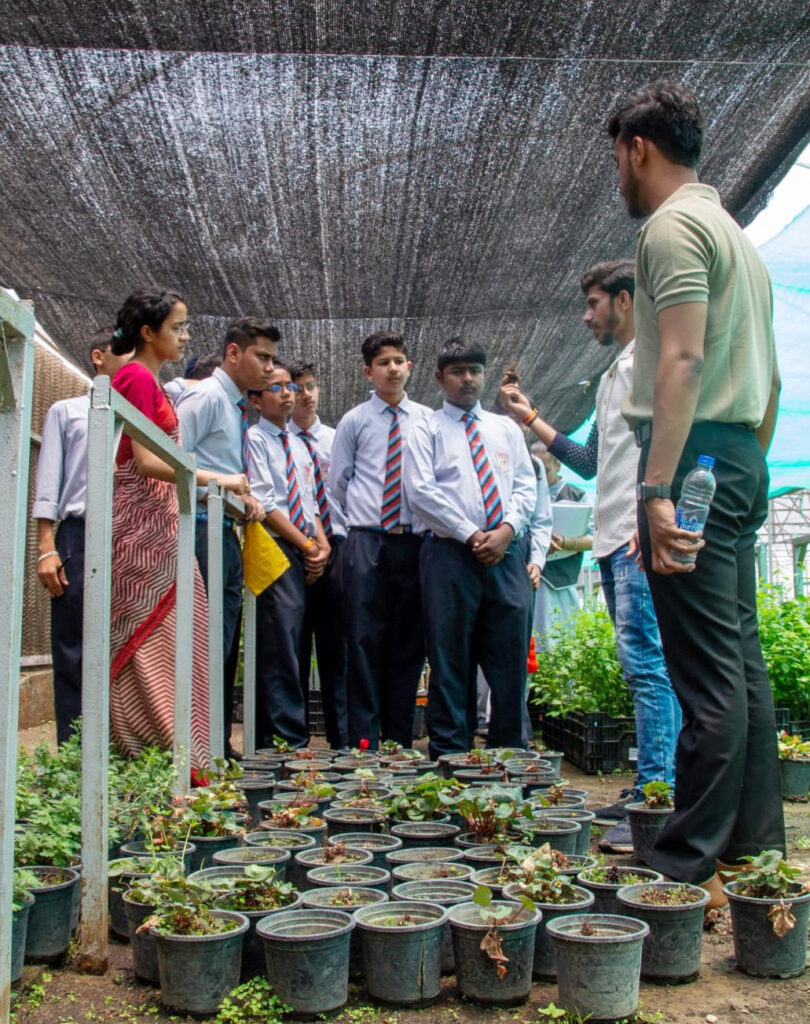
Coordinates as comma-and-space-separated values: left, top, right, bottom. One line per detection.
523, 408, 539, 426
303, 537, 315, 551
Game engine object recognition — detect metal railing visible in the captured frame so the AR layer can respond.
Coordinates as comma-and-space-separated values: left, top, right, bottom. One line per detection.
0, 292, 35, 1024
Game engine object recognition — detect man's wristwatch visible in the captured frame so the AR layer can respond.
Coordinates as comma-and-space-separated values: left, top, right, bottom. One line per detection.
636, 483, 672, 501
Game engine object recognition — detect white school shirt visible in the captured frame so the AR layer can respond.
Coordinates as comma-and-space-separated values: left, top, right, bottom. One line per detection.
248, 416, 318, 536
33, 394, 90, 521
289, 416, 348, 539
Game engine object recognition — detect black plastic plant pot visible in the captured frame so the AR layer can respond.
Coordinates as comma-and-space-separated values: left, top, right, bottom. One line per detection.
724, 880, 810, 978
294, 846, 373, 891
11, 892, 34, 983
625, 802, 675, 866
503, 881, 595, 979
534, 809, 595, 857
323, 806, 386, 836
108, 857, 151, 941
779, 758, 810, 800
616, 882, 709, 983
257, 810, 326, 846
448, 900, 541, 1006
123, 894, 158, 984
306, 863, 391, 892
212, 845, 291, 877
462, 843, 535, 871
353, 900, 448, 1005
24, 866, 80, 963
243, 828, 316, 852
515, 817, 581, 856
392, 860, 475, 884
257, 908, 355, 1015
118, 839, 196, 876
302, 886, 388, 979
545, 913, 649, 1022
328, 832, 403, 871
390, 821, 461, 848
386, 845, 464, 867
391, 879, 476, 973
155, 910, 249, 1015
469, 866, 511, 898
239, 778, 278, 822
185, 831, 242, 871
576, 867, 663, 917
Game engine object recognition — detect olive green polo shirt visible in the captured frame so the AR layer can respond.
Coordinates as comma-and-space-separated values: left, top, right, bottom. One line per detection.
622, 183, 778, 430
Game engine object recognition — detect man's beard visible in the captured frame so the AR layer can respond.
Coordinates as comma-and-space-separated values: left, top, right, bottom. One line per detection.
624, 171, 646, 220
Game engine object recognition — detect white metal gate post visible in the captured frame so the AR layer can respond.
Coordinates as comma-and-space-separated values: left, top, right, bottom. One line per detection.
243, 589, 257, 757
0, 293, 35, 1024
206, 481, 225, 761
80, 377, 198, 970
80, 376, 116, 972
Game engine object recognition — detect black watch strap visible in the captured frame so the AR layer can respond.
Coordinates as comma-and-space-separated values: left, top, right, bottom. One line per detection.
636, 482, 672, 501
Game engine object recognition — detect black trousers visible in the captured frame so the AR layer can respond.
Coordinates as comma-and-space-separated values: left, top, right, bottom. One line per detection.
255, 537, 309, 748
343, 529, 424, 748
421, 536, 533, 759
299, 536, 349, 750
194, 520, 243, 748
639, 421, 785, 883
51, 516, 85, 744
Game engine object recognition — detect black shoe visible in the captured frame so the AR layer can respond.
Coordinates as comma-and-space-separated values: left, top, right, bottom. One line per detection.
591, 794, 635, 825
225, 745, 243, 762
597, 818, 633, 854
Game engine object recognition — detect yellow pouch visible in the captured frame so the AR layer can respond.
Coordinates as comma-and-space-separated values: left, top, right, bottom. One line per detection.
242, 521, 290, 595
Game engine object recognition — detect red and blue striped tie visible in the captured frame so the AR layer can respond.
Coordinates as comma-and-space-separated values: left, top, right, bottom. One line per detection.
298, 430, 333, 538
279, 431, 307, 533
380, 406, 402, 531
462, 412, 503, 529
237, 397, 250, 474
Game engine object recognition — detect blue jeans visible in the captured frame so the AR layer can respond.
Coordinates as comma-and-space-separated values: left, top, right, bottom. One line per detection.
599, 543, 681, 795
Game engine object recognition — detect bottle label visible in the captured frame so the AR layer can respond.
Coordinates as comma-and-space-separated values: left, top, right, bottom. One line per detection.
676, 509, 706, 533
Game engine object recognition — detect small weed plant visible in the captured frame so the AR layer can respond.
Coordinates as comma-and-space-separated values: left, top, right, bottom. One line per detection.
215, 977, 289, 1024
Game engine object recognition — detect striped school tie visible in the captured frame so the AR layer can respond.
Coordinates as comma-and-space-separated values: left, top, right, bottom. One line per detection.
278, 431, 307, 533
237, 397, 250, 474
380, 405, 402, 531
298, 430, 333, 538
462, 412, 503, 529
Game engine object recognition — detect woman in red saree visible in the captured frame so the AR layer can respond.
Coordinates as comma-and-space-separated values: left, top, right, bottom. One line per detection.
109, 290, 249, 772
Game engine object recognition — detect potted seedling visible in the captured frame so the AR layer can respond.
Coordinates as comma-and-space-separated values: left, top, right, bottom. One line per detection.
19, 864, 81, 963
123, 858, 187, 984
11, 868, 37, 983
201, 864, 303, 977
307, 862, 391, 891
777, 732, 810, 799
138, 874, 248, 1013
328, 831, 403, 870
391, 879, 476, 973
577, 858, 663, 916
545, 913, 649, 1021
170, 789, 245, 870
454, 791, 532, 847
353, 900, 447, 1005
723, 848, 810, 977
385, 774, 459, 824
447, 885, 539, 1005
533, 808, 596, 857
108, 853, 182, 941
616, 881, 709, 983
260, 798, 326, 844
501, 844, 595, 978
392, 860, 475, 884
625, 781, 675, 865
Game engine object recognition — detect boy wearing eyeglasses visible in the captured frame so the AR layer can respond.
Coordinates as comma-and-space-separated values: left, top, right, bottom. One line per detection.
289, 363, 349, 749
247, 362, 330, 747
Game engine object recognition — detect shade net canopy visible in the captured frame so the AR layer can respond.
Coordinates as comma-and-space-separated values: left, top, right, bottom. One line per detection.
1, 2, 809, 427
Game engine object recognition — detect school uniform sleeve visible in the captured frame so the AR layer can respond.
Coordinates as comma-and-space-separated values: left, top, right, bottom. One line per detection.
247, 429, 279, 515
176, 384, 217, 454
404, 417, 480, 543
327, 410, 357, 508
529, 471, 553, 569
33, 402, 67, 521
503, 421, 536, 537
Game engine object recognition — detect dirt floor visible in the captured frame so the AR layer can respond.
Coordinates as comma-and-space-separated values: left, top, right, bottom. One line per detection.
11, 723, 810, 1024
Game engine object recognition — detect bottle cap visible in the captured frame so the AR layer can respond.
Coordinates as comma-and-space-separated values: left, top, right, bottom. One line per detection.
697, 454, 715, 467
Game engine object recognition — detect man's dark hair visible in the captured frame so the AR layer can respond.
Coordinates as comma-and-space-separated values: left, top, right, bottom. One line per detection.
185, 351, 221, 380
289, 362, 316, 381
223, 317, 281, 358
437, 337, 487, 372
361, 331, 407, 367
580, 260, 636, 300
88, 325, 116, 369
608, 79, 703, 168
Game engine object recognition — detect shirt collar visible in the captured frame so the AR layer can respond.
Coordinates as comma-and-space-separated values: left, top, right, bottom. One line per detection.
609, 339, 635, 372
442, 399, 482, 421
371, 392, 412, 415
645, 183, 719, 224
212, 366, 244, 404
257, 415, 286, 438
290, 416, 320, 437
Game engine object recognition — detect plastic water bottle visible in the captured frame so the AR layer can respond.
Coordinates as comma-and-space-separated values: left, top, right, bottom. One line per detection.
672, 455, 716, 564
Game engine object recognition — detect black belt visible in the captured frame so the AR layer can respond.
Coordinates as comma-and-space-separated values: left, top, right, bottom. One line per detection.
196, 512, 236, 530
351, 525, 413, 535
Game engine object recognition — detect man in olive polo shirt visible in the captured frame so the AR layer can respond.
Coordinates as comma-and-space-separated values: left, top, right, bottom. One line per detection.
608, 79, 784, 904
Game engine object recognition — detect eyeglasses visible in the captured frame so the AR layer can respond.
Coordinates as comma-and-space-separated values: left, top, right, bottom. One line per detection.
299, 381, 318, 392
265, 382, 299, 394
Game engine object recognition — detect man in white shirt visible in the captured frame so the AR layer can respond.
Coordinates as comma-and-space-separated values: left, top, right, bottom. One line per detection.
404, 338, 536, 756
34, 328, 132, 742
501, 261, 680, 849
